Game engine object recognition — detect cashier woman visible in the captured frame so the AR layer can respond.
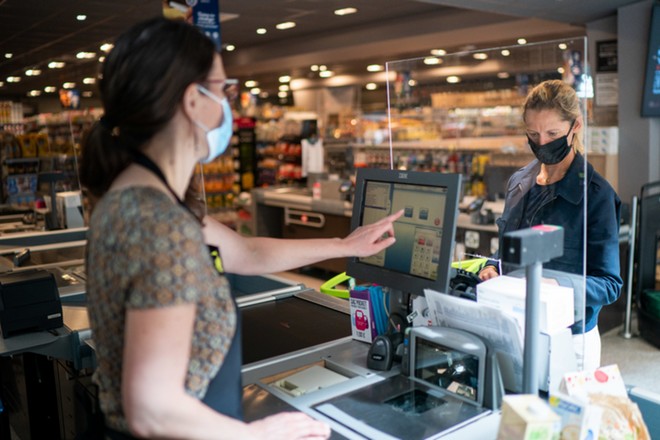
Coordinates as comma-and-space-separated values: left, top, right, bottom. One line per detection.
478, 80, 623, 371
80, 17, 402, 440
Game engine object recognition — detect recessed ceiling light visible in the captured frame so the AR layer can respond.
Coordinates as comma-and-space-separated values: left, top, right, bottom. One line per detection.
430, 49, 446, 56
365, 83, 377, 90
4, 53, 12, 59
245, 80, 258, 88
44, 86, 57, 93
310, 65, 319, 72
76, 14, 87, 21
76, 51, 96, 59
279, 75, 291, 83
250, 87, 261, 95
423, 57, 441, 65
7, 76, 21, 83
276, 21, 296, 30
334, 7, 358, 16
100, 43, 114, 52
319, 65, 327, 71
501, 49, 511, 56
63, 82, 76, 89
558, 43, 568, 50
0, 81, 4, 87
83, 77, 96, 84
279, 84, 290, 92
256, 28, 267, 35
497, 72, 510, 79
446, 76, 461, 84
25, 69, 42, 76
28, 90, 42, 97
99, 56, 106, 63
225, 44, 235, 51
517, 38, 527, 45
82, 91, 93, 98
278, 91, 288, 98
557, 67, 565, 74
48, 61, 66, 69
473, 53, 488, 60
408, 79, 417, 86
319, 70, 333, 78
367, 64, 383, 72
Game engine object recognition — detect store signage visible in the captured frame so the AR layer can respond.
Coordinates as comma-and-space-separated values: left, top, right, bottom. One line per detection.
163, 0, 222, 50
596, 40, 618, 73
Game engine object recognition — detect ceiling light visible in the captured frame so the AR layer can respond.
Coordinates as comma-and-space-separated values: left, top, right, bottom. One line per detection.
25, 69, 42, 76
278, 91, 288, 98
558, 43, 568, 50
365, 83, 377, 91
83, 77, 96, 84
557, 67, 565, 74
279, 75, 291, 83
4, 53, 12, 59
99, 56, 106, 62
473, 53, 488, 60
48, 61, 66, 69
276, 21, 296, 30
430, 49, 446, 56
225, 44, 235, 51
44, 86, 56, 93
497, 72, 510, 79
76, 14, 87, 21
250, 87, 261, 94
28, 90, 42, 97
367, 64, 383, 72
245, 80, 258, 88
334, 7, 358, 16
446, 76, 461, 84
63, 82, 76, 89
517, 38, 527, 45
82, 91, 93, 98
76, 51, 96, 59
501, 49, 511, 56
0, 82, 4, 87
310, 65, 319, 72
408, 79, 417, 86
256, 28, 267, 35
319, 70, 333, 78
279, 84, 290, 91
423, 57, 441, 65
319, 65, 327, 71
100, 43, 114, 52
7, 76, 21, 83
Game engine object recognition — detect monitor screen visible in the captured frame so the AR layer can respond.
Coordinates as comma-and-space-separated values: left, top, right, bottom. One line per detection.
642, 4, 660, 117
347, 168, 461, 295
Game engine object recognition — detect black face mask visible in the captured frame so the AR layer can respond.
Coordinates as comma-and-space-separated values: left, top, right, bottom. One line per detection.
527, 120, 575, 165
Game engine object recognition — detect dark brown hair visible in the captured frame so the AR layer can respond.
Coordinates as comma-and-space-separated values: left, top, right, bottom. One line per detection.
79, 17, 216, 199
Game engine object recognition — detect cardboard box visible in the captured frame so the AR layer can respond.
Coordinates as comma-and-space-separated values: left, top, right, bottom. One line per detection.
477, 275, 574, 334
497, 394, 561, 440
548, 392, 602, 440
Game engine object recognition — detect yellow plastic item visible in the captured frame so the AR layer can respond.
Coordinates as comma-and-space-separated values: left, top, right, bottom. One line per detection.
320, 272, 355, 299
451, 258, 487, 274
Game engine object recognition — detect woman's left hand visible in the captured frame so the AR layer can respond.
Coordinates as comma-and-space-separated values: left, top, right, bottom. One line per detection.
341, 209, 404, 257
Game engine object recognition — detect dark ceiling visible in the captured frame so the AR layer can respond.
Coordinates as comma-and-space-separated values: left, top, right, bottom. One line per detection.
0, 0, 641, 102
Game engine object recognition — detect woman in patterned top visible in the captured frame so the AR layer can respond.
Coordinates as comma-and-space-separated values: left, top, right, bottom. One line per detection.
80, 17, 402, 440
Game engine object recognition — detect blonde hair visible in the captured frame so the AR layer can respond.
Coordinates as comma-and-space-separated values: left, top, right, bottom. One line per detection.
523, 80, 583, 153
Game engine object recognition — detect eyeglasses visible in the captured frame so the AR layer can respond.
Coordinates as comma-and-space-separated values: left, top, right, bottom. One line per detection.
203, 78, 238, 100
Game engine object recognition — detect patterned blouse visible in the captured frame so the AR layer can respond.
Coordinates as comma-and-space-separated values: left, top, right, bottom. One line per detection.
86, 187, 236, 433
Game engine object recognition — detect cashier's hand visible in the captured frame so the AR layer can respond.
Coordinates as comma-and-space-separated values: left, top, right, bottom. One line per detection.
341, 209, 404, 257
248, 412, 331, 439
478, 265, 500, 281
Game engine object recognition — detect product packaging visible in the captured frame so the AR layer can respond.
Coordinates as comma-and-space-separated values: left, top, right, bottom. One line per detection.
497, 394, 561, 440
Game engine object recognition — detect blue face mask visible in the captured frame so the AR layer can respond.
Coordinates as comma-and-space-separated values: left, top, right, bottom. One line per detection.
195, 84, 233, 164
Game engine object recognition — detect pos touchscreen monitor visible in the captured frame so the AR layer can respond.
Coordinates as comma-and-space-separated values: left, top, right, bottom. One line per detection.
347, 168, 461, 295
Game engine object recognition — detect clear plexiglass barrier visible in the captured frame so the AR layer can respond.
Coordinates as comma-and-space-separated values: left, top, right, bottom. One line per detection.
382, 37, 623, 383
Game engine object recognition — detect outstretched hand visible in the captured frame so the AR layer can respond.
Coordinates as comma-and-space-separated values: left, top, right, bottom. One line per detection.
341, 209, 404, 258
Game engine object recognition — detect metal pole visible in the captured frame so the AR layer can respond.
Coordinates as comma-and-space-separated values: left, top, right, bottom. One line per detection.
621, 196, 638, 339
523, 261, 542, 394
